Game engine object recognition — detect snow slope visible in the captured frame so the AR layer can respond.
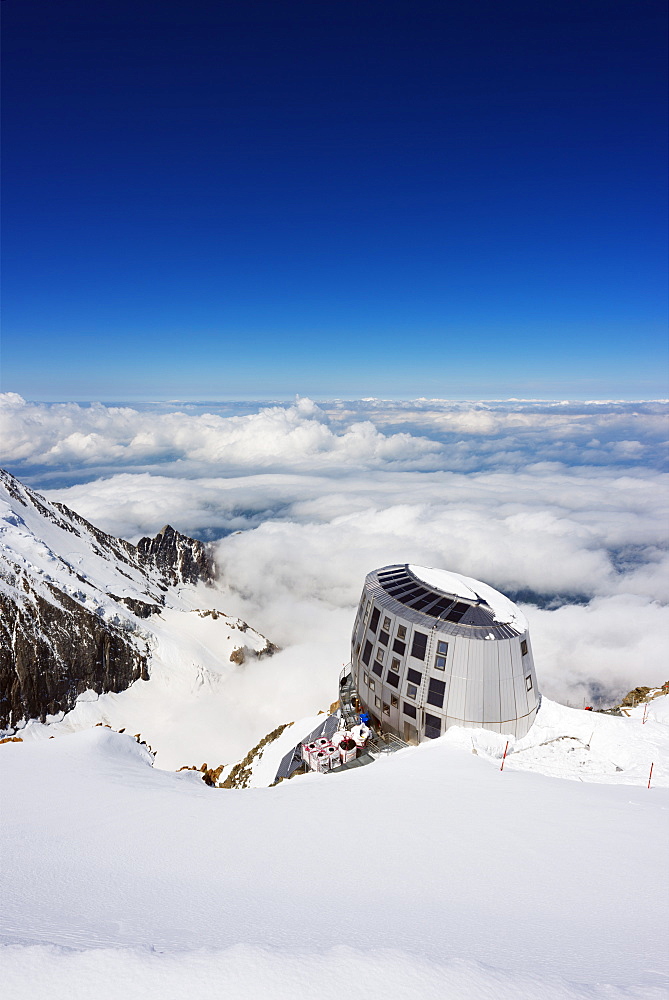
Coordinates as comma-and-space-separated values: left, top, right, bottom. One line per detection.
0, 469, 279, 768
1, 703, 667, 1000
17, 603, 277, 770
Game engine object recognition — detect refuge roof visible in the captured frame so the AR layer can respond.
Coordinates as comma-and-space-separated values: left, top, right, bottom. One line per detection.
373, 564, 527, 636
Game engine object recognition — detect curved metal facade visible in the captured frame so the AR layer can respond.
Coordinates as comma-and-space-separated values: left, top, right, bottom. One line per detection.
350, 564, 539, 743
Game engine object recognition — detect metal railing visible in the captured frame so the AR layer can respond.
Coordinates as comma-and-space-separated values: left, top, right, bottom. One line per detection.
338, 664, 408, 756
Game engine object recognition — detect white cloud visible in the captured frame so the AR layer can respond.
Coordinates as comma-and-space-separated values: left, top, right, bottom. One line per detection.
0, 394, 441, 475
3, 392, 667, 713
2, 393, 667, 479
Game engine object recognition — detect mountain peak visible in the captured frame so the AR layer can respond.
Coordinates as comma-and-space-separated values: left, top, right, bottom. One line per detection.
0, 469, 216, 730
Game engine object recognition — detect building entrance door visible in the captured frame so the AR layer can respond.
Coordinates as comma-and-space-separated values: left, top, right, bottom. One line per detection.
403, 721, 419, 745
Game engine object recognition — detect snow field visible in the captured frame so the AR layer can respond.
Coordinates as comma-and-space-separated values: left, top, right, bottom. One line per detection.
3, 943, 667, 1000
1, 717, 667, 999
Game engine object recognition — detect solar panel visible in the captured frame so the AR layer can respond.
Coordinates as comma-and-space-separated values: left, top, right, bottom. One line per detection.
430, 600, 454, 617
376, 568, 486, 626
445, 601, 470, 622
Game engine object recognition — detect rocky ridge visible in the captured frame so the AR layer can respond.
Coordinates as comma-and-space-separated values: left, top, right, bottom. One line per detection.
0, 468, 220, 731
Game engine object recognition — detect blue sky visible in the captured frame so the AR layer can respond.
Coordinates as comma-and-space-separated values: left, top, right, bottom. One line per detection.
2, 0, 667, 400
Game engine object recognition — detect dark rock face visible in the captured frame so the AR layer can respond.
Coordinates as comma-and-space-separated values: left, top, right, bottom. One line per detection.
0, 584, 149, 729
0, 468, 216, 731
136, 524, 214, 585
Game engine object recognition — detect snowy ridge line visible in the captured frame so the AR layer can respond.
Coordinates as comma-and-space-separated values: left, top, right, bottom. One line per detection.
450, 696, 669, 787
0, 468, 278, 769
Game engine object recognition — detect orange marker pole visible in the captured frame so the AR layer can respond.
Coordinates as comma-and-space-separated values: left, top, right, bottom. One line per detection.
500, 741, 509, 771
647, 762, 654, 789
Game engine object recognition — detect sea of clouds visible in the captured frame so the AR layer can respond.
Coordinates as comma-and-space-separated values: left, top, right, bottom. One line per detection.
2, 392, 667, 715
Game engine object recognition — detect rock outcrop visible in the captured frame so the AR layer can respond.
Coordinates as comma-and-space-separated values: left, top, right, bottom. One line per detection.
0, 468, 215, 731
136, 523, 214, 585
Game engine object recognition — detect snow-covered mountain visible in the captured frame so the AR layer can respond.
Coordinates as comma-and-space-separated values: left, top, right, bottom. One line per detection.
0, 468, 276, 766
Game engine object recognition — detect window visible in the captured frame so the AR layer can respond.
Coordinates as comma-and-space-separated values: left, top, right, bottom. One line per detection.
411, 631, 427, 660
375, 647, 384, 663
397, 625, 407, 640
427, 678, 446, 709
424, 713, 441, 739
364, 600, 371, 619
383, 617, 391, 631
374, 696, 381, 709
526, 674, 533, 692
403, 702, 417, 719
369, 678, 376, 692
437, 640, 448, 655
435, 656, 447, 670
521, 639, 528, 656
363, 671, 370, 686
391, 657, 401, 671
392, 638, 406, 656
407, 668, 422, 685
378, 630, 390, 647
370, 607, 380, 634
362, 640, 372, 666
386, 670, 400, 689
406, 683, 418, 700
383, 702, 390, 716
372, 661, 383, 678
354, 642, 361, 657
390, 694, 399, 708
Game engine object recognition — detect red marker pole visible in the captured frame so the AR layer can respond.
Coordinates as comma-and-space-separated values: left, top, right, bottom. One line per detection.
648, 763, 654, 789
500, 741, 509, 771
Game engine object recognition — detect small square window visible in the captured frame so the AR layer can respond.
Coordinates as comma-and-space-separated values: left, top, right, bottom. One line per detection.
375, 648, 384, 663
437, 640, 448, 656
526, 674, 533, 692
386, 670, 400, 689
521, 639, 528, 656
372, 661, 383, 678
378, 630, 390, 647
362, 640, 372, 666
397, 625, 407, 640
435, 656, 447, 670
390, 694, 399, 708
407, 668, 422, 685
374, 696, 381, 709
369, 678, 376, 691
392, 639, 406, 656
383, 702, 390, 716
406, 683, 418, 700
391, 657, 401, 671
383, 617, 391, 631
403, 702, 417, 719
363, 671, 370, 685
